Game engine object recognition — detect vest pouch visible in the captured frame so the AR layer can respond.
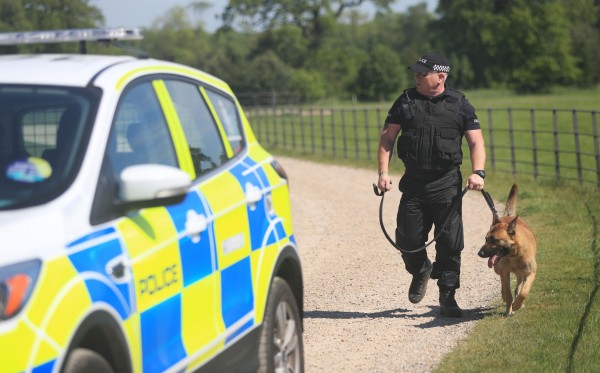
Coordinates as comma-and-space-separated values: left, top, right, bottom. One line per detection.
396, 130, 416, 162
434, 127, 462, 166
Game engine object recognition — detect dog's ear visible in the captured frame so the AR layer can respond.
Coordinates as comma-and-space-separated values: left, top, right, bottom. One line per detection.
504, 184, 518, 216
508, 215, 519, 236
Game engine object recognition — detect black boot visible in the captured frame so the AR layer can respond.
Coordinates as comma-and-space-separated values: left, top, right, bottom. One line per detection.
408, 261, 432, 304
439, 289, 462, 317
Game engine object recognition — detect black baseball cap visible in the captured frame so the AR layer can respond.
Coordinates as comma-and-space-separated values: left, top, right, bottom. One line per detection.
408, 52, 451, 74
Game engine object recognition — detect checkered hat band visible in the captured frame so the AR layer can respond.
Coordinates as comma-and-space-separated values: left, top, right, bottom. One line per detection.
432, 64, 450, 73
418, 58, 450, 73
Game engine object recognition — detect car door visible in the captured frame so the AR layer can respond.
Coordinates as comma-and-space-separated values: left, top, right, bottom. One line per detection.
161, 79, 257, 350
106, 78, 222, 373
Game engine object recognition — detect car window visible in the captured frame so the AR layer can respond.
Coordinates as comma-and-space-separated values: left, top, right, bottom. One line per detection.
108, 82, 178, 175
0, 85, 94, 209
205, 89, 245, 155
164, 80, 227, 177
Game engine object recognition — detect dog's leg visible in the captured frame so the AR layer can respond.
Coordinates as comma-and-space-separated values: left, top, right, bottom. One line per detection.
514, 272, 524, 299
500, 271, 513, 315
512, 271, 536, 311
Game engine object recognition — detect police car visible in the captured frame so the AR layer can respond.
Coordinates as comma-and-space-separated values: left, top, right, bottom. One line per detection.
0, 28, 304, 373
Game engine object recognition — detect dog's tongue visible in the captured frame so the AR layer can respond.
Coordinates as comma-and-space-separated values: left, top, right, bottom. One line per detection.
488, 255, 499, 268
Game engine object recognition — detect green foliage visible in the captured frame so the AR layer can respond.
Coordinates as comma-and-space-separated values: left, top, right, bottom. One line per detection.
222, 0, 394, 49
291, 69, 328, 100
0, 0, 103, 54
435, 0, 586, 92
243, 51, 294, 92
255, 25, 308, 68
305, 43, 368, 97
352, 44, 405, 101
142, 6, 211, 67
1, 0, 599, 97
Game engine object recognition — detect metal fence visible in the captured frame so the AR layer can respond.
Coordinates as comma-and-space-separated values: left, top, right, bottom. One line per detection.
245, 106, 600, 189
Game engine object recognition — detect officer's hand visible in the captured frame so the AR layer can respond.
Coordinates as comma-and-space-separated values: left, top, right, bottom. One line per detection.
466, 174, 484, 190
378, 171, 392, 192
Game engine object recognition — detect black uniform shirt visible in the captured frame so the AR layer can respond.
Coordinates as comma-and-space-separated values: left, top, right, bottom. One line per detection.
386, 87, 481, 132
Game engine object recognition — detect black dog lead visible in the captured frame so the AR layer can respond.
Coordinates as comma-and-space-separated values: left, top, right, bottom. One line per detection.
373, 183, 498, 253
480, 189, 501, 221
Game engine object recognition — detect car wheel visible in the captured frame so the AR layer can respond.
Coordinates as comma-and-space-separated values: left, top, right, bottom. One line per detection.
258, 277, 304, 373
63, 348, 114, 373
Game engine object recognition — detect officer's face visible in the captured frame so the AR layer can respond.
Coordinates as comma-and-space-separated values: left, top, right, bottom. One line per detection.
415, 71, 445, 97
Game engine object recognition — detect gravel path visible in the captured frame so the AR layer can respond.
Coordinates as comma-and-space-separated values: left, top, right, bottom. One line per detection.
278, 156, 501, 373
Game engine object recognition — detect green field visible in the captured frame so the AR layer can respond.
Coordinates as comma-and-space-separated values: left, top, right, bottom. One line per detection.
249, 87, 600, 372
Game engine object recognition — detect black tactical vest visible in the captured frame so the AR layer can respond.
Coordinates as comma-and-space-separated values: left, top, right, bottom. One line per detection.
396, 88, 465, 171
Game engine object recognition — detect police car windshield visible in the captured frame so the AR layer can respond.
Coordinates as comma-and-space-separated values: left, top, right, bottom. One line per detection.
0, 85, 95, 209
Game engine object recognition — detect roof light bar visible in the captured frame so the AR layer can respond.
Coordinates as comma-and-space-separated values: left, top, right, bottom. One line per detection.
0, 27, 143, 46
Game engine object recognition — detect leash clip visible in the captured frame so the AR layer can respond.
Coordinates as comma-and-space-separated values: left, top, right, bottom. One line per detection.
481, 189, 501, 221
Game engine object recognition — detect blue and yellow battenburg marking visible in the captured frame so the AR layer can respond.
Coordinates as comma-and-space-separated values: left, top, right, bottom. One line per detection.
5, 152, 293, 373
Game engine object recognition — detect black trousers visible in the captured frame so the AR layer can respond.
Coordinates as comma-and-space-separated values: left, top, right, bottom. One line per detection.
395, 169, 464, 291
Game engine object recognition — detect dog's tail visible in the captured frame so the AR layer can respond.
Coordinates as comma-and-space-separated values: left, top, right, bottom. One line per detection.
504, 184, 518, 216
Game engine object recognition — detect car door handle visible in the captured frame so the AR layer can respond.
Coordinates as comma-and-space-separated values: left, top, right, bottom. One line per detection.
245, 182, 262, 207
110, 262, 126, 279
106, 255, 131, 282
186, 210, 208, 243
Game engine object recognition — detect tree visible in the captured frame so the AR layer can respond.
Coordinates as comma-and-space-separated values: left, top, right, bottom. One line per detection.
434, 0, 580, 92
239, 51, 294, 93
222, 0, 395, 49
291, 68, 328, 100
0, 0, 104, 53
352, 44, 405, 101
253, 24, 309, 68
142, 5, 210, 67
565, 0, 600, 87
202, 28, 259, 87
305, 42, 368, 97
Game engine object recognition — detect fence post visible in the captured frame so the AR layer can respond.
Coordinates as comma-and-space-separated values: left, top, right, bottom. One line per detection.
363, 109, 371, 161
376, 109, 385, 158
508, 108, 516, 175
298, 107, 304, 151
320, 109, 326, 153
552, 109, 560, 179
331, 109, 336, 157
341, 109, 348, 159
573, 110, 583, 185
352, 109, 359, 159
280, 107, 286, 148
530, 109, 538, 180
592, 111, 600, 189
309, 108, 315, 154
487, 109, 495, 171
273, 106, 279, 146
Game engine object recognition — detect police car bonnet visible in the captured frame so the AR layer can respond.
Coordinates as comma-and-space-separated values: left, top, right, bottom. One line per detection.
409, 52, 451, 74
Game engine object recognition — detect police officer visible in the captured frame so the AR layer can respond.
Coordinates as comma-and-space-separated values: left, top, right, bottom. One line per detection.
377, 52, 486, 317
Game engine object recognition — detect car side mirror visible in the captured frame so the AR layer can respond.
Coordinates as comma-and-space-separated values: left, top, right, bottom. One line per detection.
118, 164, 191, 209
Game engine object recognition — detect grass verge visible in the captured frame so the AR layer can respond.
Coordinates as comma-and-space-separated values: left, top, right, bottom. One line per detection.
433, 173, 600, 373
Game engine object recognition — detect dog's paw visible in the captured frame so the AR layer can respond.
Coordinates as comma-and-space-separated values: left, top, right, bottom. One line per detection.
512, 302, 524, 312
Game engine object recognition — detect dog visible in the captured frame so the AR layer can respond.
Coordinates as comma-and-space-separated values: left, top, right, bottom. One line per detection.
478, 184, 537, 315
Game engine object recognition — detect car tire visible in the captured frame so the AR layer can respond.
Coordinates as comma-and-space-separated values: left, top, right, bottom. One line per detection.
258, 277, 304, 373
63, 348, 114, 373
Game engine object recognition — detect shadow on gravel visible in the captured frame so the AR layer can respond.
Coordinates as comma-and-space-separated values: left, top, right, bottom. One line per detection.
304, 305, 497, 323
414, 305, 496, 328
304, 308, 415, 319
